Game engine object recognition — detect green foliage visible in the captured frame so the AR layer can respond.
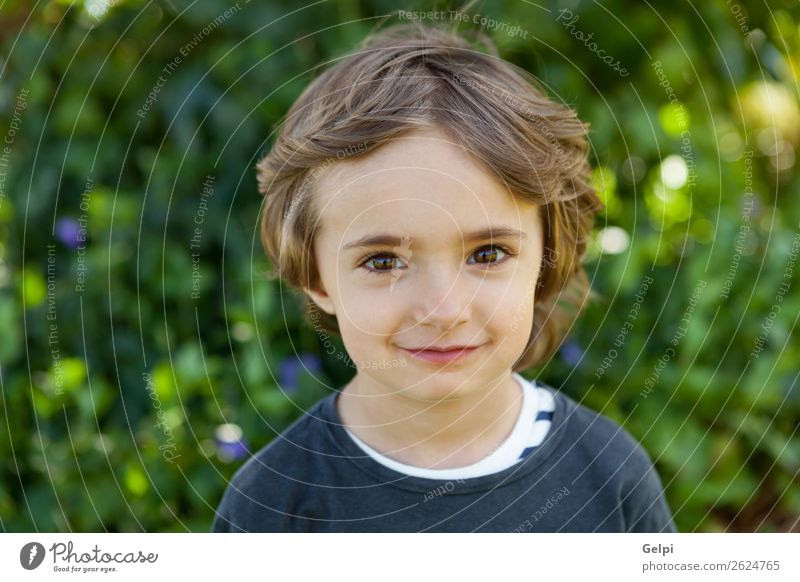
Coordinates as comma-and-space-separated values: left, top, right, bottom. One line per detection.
1, 0, 798, 532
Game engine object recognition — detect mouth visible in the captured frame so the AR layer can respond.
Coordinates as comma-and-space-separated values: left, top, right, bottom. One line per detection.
399, 344, 484, 365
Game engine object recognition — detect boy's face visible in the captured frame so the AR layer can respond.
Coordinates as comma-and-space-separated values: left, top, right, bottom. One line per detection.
305, 126, 545, 402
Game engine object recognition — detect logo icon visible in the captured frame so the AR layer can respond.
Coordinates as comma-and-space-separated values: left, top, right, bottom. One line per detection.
20, 542, 46, 570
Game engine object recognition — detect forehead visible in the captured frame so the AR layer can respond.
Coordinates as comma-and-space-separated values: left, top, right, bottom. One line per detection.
311, 128, 538, 240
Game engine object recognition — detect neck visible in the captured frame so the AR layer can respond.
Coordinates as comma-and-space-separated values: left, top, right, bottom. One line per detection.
337, 371, 523, 469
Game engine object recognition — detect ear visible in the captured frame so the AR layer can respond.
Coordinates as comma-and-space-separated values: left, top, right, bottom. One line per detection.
304, 285, 336, 316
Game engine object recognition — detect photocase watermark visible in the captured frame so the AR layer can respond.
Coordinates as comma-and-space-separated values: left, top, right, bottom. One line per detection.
510, 279, 537, 333
46, 244, 64, 396
137, 54, 181, 120
452, 73, 569, 162
142, 372, 181, 463
45, 540, 158, 573
0, 86, 29, 210
541, 246, 559, 271
556, 9, 629, 77
640, 279, 707, 398
423, 478, 466, 502
398, 10, 529, 39
726, 0, 751, 36
136, 3, 245, 119
750, 224, 800, 359
512, 485, 570, 531
20, 542, 45, 570
307, 302, 357, 369
594, 274, 653, 379
360, 358, 408, 370
84, 0, 123, 22
74, 175, 93, 293
388, 233, 412, 292
190, 174, 214, 299
651, 60, 684, 119
283, 142, 368, 225
509, 247, 562, 333
721, 150, 755, 300
651, 59, 696, 196
306, 302, 408, 370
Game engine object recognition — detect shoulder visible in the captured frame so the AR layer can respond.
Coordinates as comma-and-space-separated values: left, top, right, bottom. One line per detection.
211, 396, 332, 532
550, 387, 656, 474
546, 387, 677, 532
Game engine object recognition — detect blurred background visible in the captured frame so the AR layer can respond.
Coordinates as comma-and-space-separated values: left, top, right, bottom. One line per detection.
0, 0, 798, 532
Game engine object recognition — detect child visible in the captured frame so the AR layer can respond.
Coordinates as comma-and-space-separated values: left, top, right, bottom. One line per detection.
212, 20, 677, 533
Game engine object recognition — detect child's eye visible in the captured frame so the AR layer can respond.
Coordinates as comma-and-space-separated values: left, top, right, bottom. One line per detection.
468, 244, 512, 267
360, 253, 408, 274
358, 244, 514, 276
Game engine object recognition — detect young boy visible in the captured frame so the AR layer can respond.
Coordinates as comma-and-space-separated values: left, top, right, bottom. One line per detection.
212, 21, 677, 533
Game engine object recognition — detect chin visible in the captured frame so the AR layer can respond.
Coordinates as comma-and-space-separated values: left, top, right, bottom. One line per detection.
397, 375, 476, 403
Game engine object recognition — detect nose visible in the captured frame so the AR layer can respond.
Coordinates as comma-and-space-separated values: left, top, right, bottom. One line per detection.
412, 263, 472, 329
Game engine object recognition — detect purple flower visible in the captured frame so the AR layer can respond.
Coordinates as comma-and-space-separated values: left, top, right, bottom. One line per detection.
214, 423, 249, 462
559, 338, 584, 367
278, 352, 322, 393
55, 217, 81, 249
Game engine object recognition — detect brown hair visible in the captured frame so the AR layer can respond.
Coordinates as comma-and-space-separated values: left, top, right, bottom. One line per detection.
256, 19, 604, 372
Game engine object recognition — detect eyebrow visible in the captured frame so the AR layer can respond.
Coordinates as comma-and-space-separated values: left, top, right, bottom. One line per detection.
341, 225, 528, 251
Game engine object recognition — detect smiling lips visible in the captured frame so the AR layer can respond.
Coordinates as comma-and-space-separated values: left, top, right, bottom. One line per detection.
400, 344, 484, 364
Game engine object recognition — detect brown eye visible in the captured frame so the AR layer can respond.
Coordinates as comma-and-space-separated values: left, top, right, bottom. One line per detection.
360, 245, 513, 276
361, 253, 407, 275
369, 255, 396, 271
470, 245, 506, 265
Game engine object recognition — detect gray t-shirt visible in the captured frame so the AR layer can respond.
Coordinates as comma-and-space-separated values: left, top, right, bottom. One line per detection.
211, 382, 678, 532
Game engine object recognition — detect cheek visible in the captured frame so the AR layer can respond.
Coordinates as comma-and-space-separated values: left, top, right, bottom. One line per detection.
487, 279, 536, 338
335, 279, 403, 337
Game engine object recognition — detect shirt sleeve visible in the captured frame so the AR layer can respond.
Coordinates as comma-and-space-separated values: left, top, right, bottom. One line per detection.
621, 446, 678, 533
211, 512, 232, 532
211, 486, 246, 533
209, 461, 302, 533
